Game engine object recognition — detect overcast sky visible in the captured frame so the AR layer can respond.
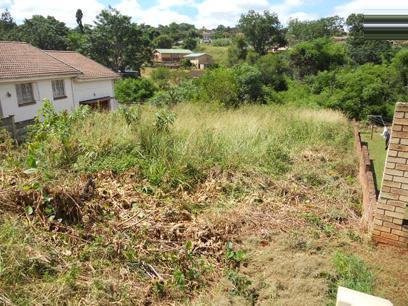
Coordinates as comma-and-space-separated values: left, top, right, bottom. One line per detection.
1, 0, 408, 28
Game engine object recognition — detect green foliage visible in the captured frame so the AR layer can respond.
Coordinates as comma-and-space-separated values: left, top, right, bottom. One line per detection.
180, 58, 192, 68
392, 48, 408, 87
211, 38, 231, 47
227, 35, 248, 66
115, 78, 157, 104
346, 13, 393, 65
225, 242, 246, 268
198, 68, 239, 107
227, 271, 258, 305
256, 53, 288, 91
18, 15, 69, 50
182, 36, 197, 50
86, 8, 151, 72
238, 10, 286, 55
328, 252, 374, 300
150, 67, 172, 89
287, 16, 345, 46
153, 34, 173, 48
312, 64, 398, 119
233, 64, 264, 103
289, 37, 346, 78
154, 109, 176, 132
0, 9, 17, 40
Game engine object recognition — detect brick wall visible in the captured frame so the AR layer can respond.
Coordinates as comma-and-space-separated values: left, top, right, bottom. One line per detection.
373, 102, 408, 247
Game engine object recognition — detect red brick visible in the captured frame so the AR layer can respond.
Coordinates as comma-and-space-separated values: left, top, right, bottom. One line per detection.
393, 218, 403, 225
382, 180, 401, 188
386, 200, 407, 208
380, 232, 400, 241
391, 229, 408, 237
395, 163, 408, 171
374, 225, 391, 233
376, 203, 395, 211
386, 169, 404, 177
383, 221, 402, 230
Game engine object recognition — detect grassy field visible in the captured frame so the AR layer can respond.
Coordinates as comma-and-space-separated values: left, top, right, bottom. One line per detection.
0, 103, 407, 305
196, 44, 229, 66
360, 129, 387, 189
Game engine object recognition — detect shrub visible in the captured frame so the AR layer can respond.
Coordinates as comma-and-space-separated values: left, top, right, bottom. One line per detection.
392, 48, 408, 87
180, 58, 192, 68
289, 37, 346, 78
256, 53, 288, 91
233, 63, 264, 103
198, 68, 239, 107
211, 38, 231, 47
115, 78, 157, 104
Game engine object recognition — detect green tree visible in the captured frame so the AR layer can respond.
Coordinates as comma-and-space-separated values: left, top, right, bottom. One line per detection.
289, 37, 346, 78
233, 63, 264, 102
286, 16, 345, 46
256, 54, 288, 91
19, 15, 69, 50
238, 10, 285, 55
346, 13, 392, 65
76, 9, 84, 33
227, 35, 248, 66
0, 9, 17, 40
115, 78, 157, 103
86, 8, 151, 72
153, 34, 173, 48
182, 36, 197, 50
392, 48, 408, 87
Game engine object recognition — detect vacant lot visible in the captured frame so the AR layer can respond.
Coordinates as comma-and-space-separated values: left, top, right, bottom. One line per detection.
0, 103, 407, 305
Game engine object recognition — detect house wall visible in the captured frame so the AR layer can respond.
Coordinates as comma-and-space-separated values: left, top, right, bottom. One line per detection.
0, 78, 117, 122
0, 77, 75, 122
73, 79, 117, 110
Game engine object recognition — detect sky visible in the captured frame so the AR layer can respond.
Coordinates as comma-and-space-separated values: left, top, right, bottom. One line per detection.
1, 0, 408, 29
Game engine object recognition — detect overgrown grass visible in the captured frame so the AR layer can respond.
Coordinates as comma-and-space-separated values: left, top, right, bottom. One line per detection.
195, 44, 229, 66
21, 102, 353, 191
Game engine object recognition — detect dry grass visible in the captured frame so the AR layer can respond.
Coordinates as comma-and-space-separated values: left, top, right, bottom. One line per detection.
0, 103, 407, 305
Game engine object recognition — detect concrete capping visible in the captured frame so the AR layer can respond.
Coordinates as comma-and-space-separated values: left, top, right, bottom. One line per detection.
354, 122, 378, 233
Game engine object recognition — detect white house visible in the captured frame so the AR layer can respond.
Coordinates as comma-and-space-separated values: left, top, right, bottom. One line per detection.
0, 41, 120, 124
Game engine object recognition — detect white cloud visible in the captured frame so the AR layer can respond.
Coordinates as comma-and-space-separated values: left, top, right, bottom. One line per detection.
8, 0, 104, 26
194, 0, 269, 28
334, 0, 408, 18
115, 0, 193, 26
269, 0, 315, 24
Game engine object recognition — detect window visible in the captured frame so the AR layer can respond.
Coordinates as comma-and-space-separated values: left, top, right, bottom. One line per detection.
16, 83, 35, 106
52, 80, 66, 99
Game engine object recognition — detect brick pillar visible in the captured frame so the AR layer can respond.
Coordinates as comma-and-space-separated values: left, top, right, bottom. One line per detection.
373, 102, 408, 248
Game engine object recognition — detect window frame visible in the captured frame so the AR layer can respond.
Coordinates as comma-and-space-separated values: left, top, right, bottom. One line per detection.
15, 83, 36, 107
52, 79, 67, 100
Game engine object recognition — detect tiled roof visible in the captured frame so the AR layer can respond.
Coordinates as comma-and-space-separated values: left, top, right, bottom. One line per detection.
0, 41, 81, 80
45, 51, 120, 80
155, 49, 193, 54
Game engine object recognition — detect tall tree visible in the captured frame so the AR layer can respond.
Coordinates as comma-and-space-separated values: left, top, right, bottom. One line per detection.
76, 9, 84, 33
0, 9, 17, 40
346, 13, 392, 65
238, 10, 285, 55
286, 16, 345, 46
19, 15, 69, 50
86, 8, 151, 72
153, 34, 172, 48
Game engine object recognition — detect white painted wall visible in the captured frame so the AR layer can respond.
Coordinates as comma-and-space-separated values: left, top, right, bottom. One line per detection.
0, 78, 117, 122
73, 79, 117, 109
0, 77, 75, 122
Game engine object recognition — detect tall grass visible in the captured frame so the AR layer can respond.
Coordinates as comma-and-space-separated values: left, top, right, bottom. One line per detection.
24, 102, 353, 189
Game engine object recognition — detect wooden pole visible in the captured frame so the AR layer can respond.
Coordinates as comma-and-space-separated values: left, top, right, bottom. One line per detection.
371, 124, 374, 140
10, 115, 17, 143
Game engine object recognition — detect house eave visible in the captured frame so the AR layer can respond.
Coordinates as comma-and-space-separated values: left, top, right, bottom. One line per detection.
0, 73, 81, 84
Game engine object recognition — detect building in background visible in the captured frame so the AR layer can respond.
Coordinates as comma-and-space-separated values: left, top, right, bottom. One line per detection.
184, 53, 213, 69
0, 41, 119, 124
153, 49, 193, 63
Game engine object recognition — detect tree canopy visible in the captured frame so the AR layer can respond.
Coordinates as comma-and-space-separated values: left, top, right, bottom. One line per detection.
238, 10, 285, 55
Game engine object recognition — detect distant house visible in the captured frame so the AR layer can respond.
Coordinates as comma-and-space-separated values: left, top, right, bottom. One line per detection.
184, 53, 213, 69
202, 31, 214, 44
153, 49, 193, 63
0, 41, 120, 124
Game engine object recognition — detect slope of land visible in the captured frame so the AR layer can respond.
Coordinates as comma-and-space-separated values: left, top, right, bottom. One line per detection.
0, 103, 407, 305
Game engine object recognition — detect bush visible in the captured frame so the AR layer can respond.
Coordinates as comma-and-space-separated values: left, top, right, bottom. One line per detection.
233, 63, 264, 103
289, 37, 346, 78
256, 53, 288, 91
115, 78, 157, 103
180, 58, 192, 68
314, 64, 399, 119
198, 68, 239, 107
